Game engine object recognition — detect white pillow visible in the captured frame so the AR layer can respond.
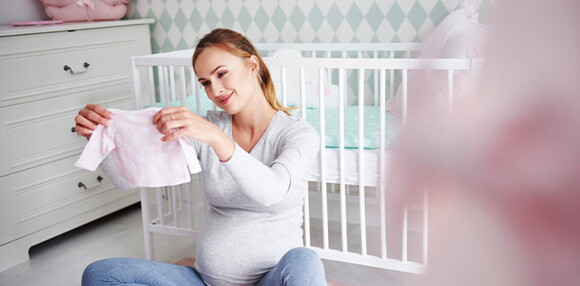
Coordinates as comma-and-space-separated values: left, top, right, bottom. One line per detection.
387, 0, 488, 116
268, 48, 340, 108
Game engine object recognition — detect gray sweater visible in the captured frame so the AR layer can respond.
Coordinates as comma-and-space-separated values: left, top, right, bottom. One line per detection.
101, 110, 319, 286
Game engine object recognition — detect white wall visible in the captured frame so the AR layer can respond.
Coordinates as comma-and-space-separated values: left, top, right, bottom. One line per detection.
0, 0, 48, 25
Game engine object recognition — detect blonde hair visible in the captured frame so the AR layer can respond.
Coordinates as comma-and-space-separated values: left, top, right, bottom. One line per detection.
192, 28, 293, 115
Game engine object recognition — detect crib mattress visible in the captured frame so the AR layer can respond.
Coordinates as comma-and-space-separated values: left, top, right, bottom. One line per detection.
306, 148, 392, 187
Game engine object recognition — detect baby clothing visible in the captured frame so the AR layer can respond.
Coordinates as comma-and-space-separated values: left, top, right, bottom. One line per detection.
74, 107, 201, 187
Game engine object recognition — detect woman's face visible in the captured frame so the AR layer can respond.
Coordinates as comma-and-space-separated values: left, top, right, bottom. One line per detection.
194, 46, 259, 114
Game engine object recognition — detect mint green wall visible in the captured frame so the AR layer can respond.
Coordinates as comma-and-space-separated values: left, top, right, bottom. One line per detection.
127, 0, 488, 53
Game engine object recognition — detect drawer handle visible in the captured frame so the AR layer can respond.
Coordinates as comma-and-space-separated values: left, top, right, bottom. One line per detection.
78, 182, 87, 190
63, 62, 90, 75
97, 175, 103, 183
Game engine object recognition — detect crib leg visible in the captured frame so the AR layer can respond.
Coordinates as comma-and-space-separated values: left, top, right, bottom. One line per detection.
140, 188, 155, 260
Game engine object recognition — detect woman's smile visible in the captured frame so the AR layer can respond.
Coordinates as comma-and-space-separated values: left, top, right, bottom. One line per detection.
218, 91, 234, 105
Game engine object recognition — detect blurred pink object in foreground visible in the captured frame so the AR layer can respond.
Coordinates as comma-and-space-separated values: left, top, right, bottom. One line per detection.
387, 0, 580, 285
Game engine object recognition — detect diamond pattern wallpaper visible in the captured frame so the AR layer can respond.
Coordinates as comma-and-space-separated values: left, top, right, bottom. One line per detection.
127, 0, 489, 54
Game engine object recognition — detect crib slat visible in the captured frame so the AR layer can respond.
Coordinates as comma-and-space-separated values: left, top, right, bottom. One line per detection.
140, 188, 155, 260
379, 69, 387, 259
358, 68, 368, 256
145, 66, 155, 108
177, 185, 182, 210
147, 67, 155, 106
171, 187, 178, 227
157, 66, 167, 105
130, 58, 142, 110
178, 66, 187, 104
374, 51, 380, 105
338, 68, 347, 252
164, 66, 169, 104
304, 189, 311, 247
156, 188, 164, 225
186, 181, 194, 230
169, 66, 176, 102
299, 68, 306, 118
299, 67, 311, 247
280, 67, 287, 107
390, 52, 395, 109
318, 67, 329, 250
158, 66, 165, 104
402, 69, 408, 125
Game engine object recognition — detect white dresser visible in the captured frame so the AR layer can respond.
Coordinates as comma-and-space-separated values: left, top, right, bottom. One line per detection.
0, 19, 154, 272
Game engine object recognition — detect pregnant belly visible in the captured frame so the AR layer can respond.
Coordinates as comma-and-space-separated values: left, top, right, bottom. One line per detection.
195, 222, 302, 285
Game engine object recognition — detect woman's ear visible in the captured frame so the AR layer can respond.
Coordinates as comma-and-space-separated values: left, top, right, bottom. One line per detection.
248, 55, 260, 75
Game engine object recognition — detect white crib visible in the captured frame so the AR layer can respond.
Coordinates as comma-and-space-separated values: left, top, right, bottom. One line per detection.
129, 43, 476, 275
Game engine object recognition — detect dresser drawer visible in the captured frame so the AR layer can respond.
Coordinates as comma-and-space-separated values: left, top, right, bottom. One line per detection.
0, 85, 132, 176
0, 156, 137, 245
0, 25, 150, 107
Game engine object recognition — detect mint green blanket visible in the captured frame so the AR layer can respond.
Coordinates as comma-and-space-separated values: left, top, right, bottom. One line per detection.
303, 106, 400, 149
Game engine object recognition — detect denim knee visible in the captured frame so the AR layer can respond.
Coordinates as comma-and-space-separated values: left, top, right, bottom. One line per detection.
283, 248, 319, 262
279, 248, 326, 285
81, 257, 129, 286
282, 247, 324, 271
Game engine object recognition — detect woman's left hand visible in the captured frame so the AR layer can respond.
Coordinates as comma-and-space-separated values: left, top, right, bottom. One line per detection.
153, 106, 235, 162
152, 106, 220, 143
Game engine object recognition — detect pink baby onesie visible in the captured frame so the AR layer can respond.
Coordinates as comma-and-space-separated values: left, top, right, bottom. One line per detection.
74, 107, 201, 187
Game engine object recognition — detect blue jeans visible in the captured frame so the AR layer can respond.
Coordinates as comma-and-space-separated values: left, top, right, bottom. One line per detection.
82, 247, 326, 286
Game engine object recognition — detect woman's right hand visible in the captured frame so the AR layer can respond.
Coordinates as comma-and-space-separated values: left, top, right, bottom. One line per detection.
74, 104, 112, 140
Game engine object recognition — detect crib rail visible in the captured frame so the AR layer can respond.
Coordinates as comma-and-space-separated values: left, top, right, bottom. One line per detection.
257, 42, 422, 58
130, 46, 476, 275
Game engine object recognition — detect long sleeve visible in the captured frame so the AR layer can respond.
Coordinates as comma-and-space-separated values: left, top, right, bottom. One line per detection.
74, 117, 135, 190
99, 155, 137, 191
74, 124, 116, 171
221, 121, 319, 207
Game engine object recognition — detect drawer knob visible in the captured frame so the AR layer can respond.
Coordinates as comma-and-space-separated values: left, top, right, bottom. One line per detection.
71, 127, 76, 133
78, 182, 87, 190
97, 175, 103, 183
63, 62, 90, 75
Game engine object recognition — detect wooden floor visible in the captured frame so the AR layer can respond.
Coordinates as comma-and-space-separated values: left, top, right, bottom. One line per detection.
0, 203, 412, 286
